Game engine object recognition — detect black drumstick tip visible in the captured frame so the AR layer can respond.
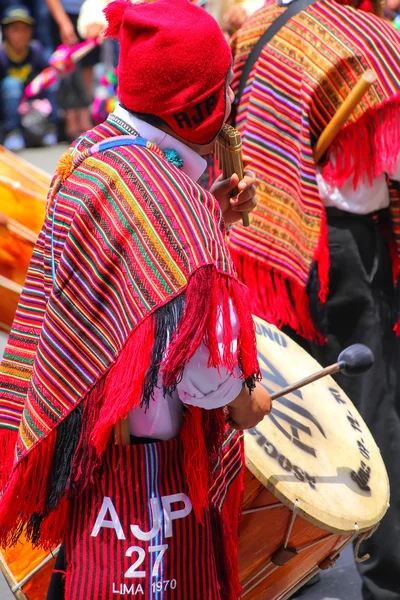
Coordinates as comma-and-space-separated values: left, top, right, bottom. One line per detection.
338, 344, 374, 375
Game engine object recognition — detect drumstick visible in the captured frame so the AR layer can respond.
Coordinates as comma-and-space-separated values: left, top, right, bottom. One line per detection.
270, 344, 374, 401
313, 70, 377, 164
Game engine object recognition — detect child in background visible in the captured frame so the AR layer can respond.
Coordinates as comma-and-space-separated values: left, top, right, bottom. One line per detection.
46, 0, 99, 141
0, 6, 57, 151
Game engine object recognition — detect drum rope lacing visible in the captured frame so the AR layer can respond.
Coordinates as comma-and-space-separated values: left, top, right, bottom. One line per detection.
242, 501, 283, 514
11, 545, 60, 592
241, 501, 374, 597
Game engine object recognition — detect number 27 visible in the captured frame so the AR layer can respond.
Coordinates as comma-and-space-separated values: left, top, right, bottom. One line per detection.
124, 544, 168, 578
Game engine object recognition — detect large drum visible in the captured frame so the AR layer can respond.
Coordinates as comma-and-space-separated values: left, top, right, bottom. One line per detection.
0, 145, 48, 331
240, 316, 389, 599
0, 537, 58, 600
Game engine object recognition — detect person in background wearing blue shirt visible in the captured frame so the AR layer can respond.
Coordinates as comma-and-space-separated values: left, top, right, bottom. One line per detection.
0, 6, 57, 151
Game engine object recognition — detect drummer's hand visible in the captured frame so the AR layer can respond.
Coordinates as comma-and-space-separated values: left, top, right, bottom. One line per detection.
59, 15, 79, 46
227, 383, 271, 430
210, 158, 257, 226
86, 23, 105, 40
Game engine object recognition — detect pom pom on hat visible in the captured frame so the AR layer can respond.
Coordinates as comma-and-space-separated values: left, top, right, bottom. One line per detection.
104, 0, 232, 145
103, 0, 131, 37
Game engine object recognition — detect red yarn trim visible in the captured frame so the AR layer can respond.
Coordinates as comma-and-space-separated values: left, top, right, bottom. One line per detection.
316, 210, 330, 305
322, 93, 400, 188
91, 316, 155, 455
0, 428, 18, 493
0, 429, 58, 548
230, 247, 327, 344
220, 437, 245, 600
180, 406, 209, 523
163, 265, 260, 388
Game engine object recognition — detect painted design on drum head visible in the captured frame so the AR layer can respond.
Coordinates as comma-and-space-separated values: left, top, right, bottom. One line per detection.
256, 321, 326, 459
244, 317, 389, 534
254, 320, 374, 495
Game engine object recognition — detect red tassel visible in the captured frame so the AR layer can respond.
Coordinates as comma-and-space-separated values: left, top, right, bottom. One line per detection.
0, 428, 18, 492
204, 408, 228, 467
205, 267, 220, 368
103, 0, 131, 37
37, 494, 69, 551
180, 406, 209, 523
163, 265, 260, 388
163, 266, 214, 388
316, 211, 330, 305
0, 429, 58, 548
71, 379, 106, 490
220, 437, 245, 600
322, 93, 400, 188
230, 279, 261, 380
230, 246, 327, 344
91, 315, 155, 455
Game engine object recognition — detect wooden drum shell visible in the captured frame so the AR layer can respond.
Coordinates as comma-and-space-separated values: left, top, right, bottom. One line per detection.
240, 470, 350, 599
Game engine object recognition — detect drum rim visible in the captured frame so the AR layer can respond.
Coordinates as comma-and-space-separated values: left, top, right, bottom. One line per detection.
245, 440, 390, 535
250, 317, 391, 534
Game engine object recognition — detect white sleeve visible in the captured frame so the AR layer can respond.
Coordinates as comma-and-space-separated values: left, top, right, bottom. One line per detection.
176, 300, 243, 410
316, 167, 389, 214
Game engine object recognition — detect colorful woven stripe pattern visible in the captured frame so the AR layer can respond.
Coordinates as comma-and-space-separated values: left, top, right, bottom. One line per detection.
229, 0, 400, 340
0, 120, 231, 448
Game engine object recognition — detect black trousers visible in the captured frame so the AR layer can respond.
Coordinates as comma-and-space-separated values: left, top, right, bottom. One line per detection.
286, 210, 400, 599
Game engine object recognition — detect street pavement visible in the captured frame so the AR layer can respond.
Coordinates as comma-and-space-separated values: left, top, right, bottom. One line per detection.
0, 144, 364, 599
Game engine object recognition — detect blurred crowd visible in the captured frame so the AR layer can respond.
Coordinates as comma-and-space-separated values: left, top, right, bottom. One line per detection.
0, 0, 399, 153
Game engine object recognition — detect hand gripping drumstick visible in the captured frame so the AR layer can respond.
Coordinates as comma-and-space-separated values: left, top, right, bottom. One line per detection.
313, 70, 377, 164
270, 344, 374, 401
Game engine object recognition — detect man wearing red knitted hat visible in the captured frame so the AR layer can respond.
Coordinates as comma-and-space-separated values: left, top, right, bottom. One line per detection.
0, 1, 272, 599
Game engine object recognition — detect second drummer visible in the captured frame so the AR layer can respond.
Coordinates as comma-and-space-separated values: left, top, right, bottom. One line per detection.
229, 1, 400, 598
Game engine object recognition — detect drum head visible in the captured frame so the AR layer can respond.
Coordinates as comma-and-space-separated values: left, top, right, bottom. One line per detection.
245, 316, 389, 534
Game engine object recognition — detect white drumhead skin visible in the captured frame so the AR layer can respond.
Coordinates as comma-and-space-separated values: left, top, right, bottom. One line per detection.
245, 317, 390, 534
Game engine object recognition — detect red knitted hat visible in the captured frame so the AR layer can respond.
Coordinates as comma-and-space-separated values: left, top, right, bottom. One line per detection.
104, 0, 232, 144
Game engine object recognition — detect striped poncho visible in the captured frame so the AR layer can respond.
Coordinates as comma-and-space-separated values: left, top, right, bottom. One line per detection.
0, 118, 259, 571
229, 0, 400, 341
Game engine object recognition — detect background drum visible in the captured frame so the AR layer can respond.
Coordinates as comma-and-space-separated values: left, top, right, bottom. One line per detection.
0, 145, 48, 331
240, 316, 389, 599
0, 537, 58, 600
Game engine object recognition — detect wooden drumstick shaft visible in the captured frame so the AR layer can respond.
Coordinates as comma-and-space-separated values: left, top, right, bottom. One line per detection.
114, 418, 130, 445
270, 363, 341, 401
270, 343, 374, 400
313, 70, 377, 164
